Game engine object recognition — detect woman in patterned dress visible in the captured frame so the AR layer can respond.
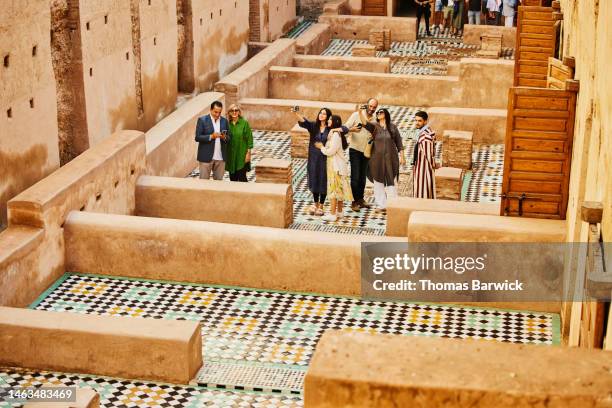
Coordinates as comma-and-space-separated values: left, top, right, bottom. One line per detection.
314, 115, 353, 222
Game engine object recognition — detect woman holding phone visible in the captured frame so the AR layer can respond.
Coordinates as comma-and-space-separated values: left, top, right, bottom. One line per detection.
293, 106, 347, 216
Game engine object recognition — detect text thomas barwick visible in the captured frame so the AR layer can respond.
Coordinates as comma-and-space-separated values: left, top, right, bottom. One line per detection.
372, 279, 525, 291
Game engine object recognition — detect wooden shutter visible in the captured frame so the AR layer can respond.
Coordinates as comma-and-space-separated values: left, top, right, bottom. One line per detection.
362, 0, 387, 16
500, 86, 577, 219
514, 6, 558, 87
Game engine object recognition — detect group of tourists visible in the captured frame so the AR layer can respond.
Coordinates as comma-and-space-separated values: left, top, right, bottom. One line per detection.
194, 99, 438, 223
417, 0, 521, 37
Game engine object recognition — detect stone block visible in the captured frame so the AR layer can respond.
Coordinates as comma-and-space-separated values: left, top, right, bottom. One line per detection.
386, 197, 499, 237
442, 130, 473, 169
435, 167, 464, 200
256, 158, 293, 184
482, 34, 502, 51
368, 28, 390, 51
135, 176, 293, 228
351, 43, 377, 57
305, 331, 612, 407
0, 307, 202, 384
476, 49, 501, 59
290, 124, 310, 158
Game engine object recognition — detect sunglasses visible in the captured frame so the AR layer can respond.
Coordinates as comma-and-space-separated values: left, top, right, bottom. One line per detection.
229, 109, 240, 113
376, 110, 385, 115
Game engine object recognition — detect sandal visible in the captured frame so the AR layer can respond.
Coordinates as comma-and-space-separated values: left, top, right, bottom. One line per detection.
308, 205, 316, 215
315, 208, 325, 216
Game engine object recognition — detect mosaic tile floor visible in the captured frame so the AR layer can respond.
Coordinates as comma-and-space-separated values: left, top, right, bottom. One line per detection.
283, 20, 314, 39
321, 32, 514, 76
0, 273, 559, 407
189, 104, 503, 235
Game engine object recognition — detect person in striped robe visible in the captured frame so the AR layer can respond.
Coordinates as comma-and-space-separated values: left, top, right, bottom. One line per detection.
412, 111, 437, 199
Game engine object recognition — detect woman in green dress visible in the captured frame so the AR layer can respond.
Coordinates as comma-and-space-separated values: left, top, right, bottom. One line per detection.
226, 104, 253, 182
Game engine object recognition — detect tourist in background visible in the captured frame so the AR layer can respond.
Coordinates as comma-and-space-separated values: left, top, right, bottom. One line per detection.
360, 107, 405, 211
294, 107, 347, 216
467, 0, 482, 25
226, 104, 253, 182
486, 0, 501, 25
344, 98, 378, 212
451, 0, 465, 36
195, 100, 231, 180
442, 0, 455, 32
415, 0, 432, 36
502, 0, 520, 27
412, 111, 437, 199
315, 115, 353, 222
433, 0, 447, 31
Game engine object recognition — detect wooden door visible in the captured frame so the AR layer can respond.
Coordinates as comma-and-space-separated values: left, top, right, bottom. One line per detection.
362, 0, 387, 16
514, 6, 558, 87
500, 87, 576, 219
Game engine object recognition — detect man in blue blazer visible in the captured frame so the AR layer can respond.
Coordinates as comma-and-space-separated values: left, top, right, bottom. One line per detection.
195, 100, 231, 180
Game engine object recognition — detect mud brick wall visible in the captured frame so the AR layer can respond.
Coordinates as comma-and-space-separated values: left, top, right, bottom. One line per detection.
0, 0, 60, 230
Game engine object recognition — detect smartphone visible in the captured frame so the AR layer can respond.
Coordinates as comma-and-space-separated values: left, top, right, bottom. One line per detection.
291, 106, 300, 112
356, 123, 363, 129
360, 104, 367, 110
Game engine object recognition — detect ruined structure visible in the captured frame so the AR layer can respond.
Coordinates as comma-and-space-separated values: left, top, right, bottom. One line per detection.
0, 0, 610, 406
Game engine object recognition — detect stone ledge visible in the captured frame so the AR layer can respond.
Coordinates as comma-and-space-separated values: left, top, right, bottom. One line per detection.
305, 331, 612, 407
386, 198, 499, 237
407, 211, 566, 243
135, 176, 293, 228
0, 307, 202, 384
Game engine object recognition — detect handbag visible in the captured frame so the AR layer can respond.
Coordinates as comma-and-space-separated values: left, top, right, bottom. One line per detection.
363, 137, 374, 159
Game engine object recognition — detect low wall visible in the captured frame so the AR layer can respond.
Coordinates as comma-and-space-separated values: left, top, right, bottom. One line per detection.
64, 212, 404, 296
214, 38, 296, 107
135, 176, 293, 228
305, 331, 612, 407
145, 92, 224, 178
322, 0, 350, 14
386, 198, 500, 237
240, 98, 507, 142
463, 24, 517, 48
0, 307, 202, 384
248, 41, 271, 58
295, 23, 332, 55
293, 55, 391, 73
268, 59, 515, 109
407, 212, 567, 243
1, 131, 145, 307
318, 15, 417, 42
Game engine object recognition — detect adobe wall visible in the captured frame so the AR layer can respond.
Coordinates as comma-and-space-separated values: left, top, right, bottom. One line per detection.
561, 0, 611, 245
240, 98, 506, 143
463, 24, 517, 48
266, 0, 298, 42
64, 212, 405, 296
214, 39, 296, 107
0, 0, 60, 231
0, 131, 145, 307
136, 0, 178, 130
267, 59, 515, 109
293, 55, 391, 72
318, 15, 418, 42
77, 0, 140, 146
306, 331, 612, 407
189, 0, 250, 92
295, 23, 332, 55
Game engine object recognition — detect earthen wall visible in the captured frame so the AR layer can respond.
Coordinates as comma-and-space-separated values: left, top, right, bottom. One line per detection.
190, 0, 250, 92
77, 0, 139, 146
0, 0, 60, 230
136, 0, 178, 130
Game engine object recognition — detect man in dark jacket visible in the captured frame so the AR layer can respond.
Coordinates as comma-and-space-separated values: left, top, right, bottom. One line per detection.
195, 100, 231, 180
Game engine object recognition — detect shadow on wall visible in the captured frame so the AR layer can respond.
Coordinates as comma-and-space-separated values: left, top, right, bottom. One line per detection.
0, 145, 49, 229
196, 26, 249, 91
142, 62, 178, 130
108, 94, 141, 135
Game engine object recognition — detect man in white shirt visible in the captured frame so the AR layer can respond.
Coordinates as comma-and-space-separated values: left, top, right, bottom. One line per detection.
195, 100, 231, 180
344, 98, 378, 212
